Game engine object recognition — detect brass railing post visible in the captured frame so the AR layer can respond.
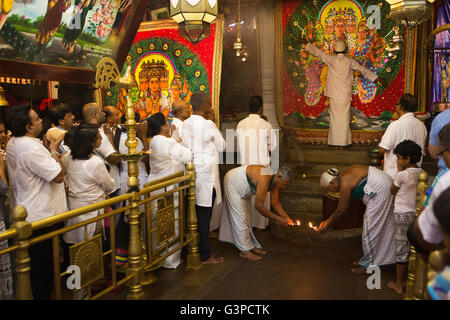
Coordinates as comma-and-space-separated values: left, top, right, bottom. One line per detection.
11, 205, 33, 300
186, 162, 201, 270
124, 93, 145, 300
405, 171, 429, 300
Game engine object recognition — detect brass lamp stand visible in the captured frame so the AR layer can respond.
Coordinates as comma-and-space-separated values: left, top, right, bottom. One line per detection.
95, 58, 149, 299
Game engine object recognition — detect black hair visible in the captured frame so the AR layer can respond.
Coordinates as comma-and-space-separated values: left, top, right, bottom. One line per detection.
438, 123, 450, 150
51, 103, 72, 126
120, 112, 140, 124
399, 93, 417, 113
5, 104, 32, 137
249, 95, 263, 113
393, 140, 422, 164
433, 187, 450, 235
190, 92, 209, 112
68, 123, 99, 160
146, 112, 166, 138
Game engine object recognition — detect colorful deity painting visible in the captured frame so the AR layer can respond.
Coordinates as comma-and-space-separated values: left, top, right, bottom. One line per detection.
108, 36, 210, 124
282, 0, 405, 125
0, 0, 135, 67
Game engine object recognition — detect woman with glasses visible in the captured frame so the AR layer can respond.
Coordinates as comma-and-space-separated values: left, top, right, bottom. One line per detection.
318, 165, 396, 273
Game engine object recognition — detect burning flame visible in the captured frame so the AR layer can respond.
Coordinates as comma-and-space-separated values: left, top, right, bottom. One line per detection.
296, 220, 301, 226
309, 222, 318, 231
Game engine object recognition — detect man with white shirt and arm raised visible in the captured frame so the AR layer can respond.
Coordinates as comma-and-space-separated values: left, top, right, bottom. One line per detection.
378, 94, 427, 180
182, 92, 226, 264
299, 38, 383, 148
82, 103, 121, 196
170, 99, 190, 142
6, 104, 65, 300
236, 95, 277, 231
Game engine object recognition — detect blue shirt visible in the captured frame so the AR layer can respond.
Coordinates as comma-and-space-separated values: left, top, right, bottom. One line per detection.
429, 108, 450, 172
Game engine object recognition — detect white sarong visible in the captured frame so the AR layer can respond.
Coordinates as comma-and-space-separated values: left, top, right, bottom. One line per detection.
328, 98, 352, 146
359, 166, 396, 267
218, 166, 262, 252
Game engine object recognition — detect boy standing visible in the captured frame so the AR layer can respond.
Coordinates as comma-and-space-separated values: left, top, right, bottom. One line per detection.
387, 140, 423, 294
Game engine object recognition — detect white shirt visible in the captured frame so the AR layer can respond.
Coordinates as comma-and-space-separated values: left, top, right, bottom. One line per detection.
182, 115, 226, 207
6, 136, 62, 223
171, 117, 184, 142
62, 153, 115, 244
306, 43, 378, 100
94, 127, 120, 193
418, 171, 450, 244
62, 153, 115, 202
379, 113, 428, 179
237, 114, 276, 166
147, 135, 192, 184
393, 167, 422, 213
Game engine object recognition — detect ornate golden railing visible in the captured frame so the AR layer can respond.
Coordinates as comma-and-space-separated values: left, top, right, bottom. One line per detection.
0, 164, 199, 300
404, 171, 444, 300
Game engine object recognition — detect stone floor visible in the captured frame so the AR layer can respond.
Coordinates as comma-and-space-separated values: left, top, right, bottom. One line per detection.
105, 229, 401, 300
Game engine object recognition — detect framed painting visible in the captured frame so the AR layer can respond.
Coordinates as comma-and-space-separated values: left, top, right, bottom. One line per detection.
0, 0, 148, 84
102, 17, 224, 125
275, 0, 413, 144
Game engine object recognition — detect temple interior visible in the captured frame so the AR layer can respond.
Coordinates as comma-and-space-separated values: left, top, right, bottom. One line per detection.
0, 0, 449, 303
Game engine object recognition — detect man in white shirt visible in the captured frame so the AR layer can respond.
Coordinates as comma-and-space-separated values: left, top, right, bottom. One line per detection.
82, 103, 121, 196
300, 39, 381, 147
170, 100, 190, 142
6, 104, 65, 300
407, 124, 450, 258
236, 95, 277, 230
379, 94, 427, 179
182, 92, 226, 264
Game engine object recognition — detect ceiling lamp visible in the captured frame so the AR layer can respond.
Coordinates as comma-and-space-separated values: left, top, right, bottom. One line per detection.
170, 0, 218, 44
386, 0, 436, 28
233, 0, 244, 56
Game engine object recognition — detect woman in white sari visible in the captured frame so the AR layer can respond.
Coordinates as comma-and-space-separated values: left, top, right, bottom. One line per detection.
62, 123, 115, 299
146, 113, 192, 269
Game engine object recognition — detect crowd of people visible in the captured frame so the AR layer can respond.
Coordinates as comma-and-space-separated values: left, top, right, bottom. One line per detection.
319, 93, 450, 297
0, 89, 449, 300
0, 91, 294, 300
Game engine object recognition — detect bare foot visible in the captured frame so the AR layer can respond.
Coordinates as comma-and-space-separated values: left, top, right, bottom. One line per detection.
352, 260, 361, 266
350, 266, 366, 274
239, 251, 262, 261
387, 281, 403, 295
252, 248, 267, 255
202, 256, 224, 264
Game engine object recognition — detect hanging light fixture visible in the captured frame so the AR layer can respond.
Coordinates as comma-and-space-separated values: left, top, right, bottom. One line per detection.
170, 0, 218, 44
233, 0, 244, 56
387, 25, 403, 57
386, 0, 435, 28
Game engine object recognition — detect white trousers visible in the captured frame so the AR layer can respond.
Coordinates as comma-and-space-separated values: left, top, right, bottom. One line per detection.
328, 98, 352, 146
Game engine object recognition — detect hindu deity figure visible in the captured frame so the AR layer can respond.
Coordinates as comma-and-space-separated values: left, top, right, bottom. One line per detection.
350, 18, 378, 104
324, 11, 356, 54
301, 21, 327, 106
35, 0, 71, 46
344, 7, 357, 34
156, 61, 171, 118
62, 0, 97, 54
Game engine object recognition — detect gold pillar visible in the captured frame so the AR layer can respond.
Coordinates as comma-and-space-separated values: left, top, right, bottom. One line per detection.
11, 205, 33, 300
124, 94, 146, 300
186, 162, 201, 269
